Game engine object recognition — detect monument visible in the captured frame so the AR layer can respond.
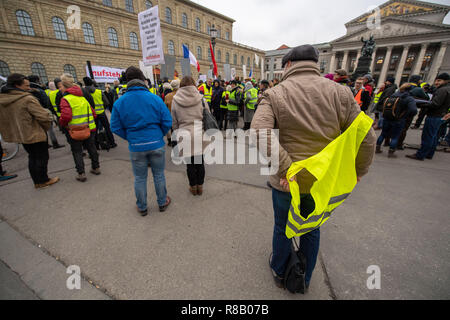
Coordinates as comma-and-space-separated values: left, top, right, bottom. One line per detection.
352, 35, 376, 81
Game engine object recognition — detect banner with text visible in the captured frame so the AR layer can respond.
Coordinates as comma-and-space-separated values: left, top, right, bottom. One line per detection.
86, 65, 125, 83
139, 5, 165, 66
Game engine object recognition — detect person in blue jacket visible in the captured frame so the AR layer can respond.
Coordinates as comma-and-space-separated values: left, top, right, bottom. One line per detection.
111, 67, 172, 216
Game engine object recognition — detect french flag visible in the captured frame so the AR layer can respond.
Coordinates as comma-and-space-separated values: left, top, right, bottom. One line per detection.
183, 44, 200, 72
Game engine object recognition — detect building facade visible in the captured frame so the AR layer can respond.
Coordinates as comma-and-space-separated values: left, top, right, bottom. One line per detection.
265, 0, 450, 87
0, 0, 264, 85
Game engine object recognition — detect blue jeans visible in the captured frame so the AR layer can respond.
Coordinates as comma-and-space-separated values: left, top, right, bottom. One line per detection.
416, 117, 444, 160
270, 188, 320, 286
376, 118, 405, 150
130, 147, 167, 210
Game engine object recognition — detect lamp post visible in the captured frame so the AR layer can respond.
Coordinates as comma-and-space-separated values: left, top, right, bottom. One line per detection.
210, 24, 217, 77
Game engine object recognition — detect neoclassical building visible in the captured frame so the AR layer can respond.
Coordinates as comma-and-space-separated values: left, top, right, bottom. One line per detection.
265, 0, 450, 87
0, 0, 263, 84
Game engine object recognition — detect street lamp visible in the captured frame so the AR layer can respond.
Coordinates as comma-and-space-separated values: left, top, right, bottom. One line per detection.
210, 24, 217, 76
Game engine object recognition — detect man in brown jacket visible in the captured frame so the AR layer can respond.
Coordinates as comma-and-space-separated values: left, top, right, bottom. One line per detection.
0, 74, 59, 188
251, 45, 376, 292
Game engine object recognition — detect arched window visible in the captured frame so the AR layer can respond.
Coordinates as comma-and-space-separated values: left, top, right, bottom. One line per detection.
107, 27, 119, 47
182, 13, 188, 28
195, 18, 201, 32
233, 54, 237, 65
165, 8, 172, 24
145, 0, 152, 9
129, 32, 139, 50
52, 16, 68, 40
16, 10, 35, 36
82, 22, 95, 44
64, 64, 77, 82
31, 62, 48, 84
207, 23, 211, 35
217, 50, 222, 63
168, 40, 175, 55
125, 0, 134, 13
225, 31, 230, 41
0, 61, 11, 78
197, 46, 202, 60
226, 52, 230, 64
247, 57, 250, 67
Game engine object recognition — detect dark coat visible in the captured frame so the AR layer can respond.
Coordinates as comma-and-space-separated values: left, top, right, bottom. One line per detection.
426, 82, 450, 118
29, 82, 54, 115
375, 83, 398, 112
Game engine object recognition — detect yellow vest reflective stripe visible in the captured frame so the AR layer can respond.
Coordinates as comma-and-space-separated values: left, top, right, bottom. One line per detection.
228, 90, 239, 111
48, 90, 60, 117
45, 89, 50, 97
149, 87, 157, 95
64, 94, 96, 130
202, 84, 212, 103
245, 88, 258, 110
285, 112, 373, 238
373, 91, 383, 104
91, 89, 105, 115
220, 91, 229, 109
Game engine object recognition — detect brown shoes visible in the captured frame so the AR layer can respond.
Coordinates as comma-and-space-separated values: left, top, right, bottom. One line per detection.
35, 177, 60, 189
90, 168, 101, 175
197, 185, 203, 196
76, 173, 87, 182
189, 185, 198, 195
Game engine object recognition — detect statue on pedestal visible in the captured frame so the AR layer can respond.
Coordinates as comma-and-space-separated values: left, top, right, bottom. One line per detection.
352, 35, 377, 81
361, 36, 376, 57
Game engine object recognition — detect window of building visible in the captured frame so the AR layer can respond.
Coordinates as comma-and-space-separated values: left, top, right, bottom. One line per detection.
217, 27, 221, 38
208, 49, 211, 61
404, 54, 415, 70
0, 61, 11, 78
225, 31, 230, 40
182, 13, 188, 28
422, 52, 433, 71
195, 18, 201, 32
350, 58, 356, 73
130, 32, 139, 50
82, 22, 95, 44
16, 10, 35, 36
233, 54, 237, 65
217, 50, 222, 63
108, 27, 119, 47
389, 54, 399, 71
168, 40, 175, 55
319, 60, 327, 73
63, 64, 77, 82
31, 62, 48, 84
145, 1, 152, 9
165, 8, 172, 24
125, 0, 134, 13
241, 56, 244, 66
52, 17, 68, 40
207, 23, 211, 35
197, 46, 202, 60
375, 55, 384, 71
226, 52, 230, 64
247, 57, 250, 67
103, 0, 113, 7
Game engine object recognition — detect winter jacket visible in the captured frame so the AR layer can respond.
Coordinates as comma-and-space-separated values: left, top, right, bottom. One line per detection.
29, 82, 54, 114
387, 90, 418, 119
0, 86, 52, 144
164, 89, 177, 112
375, 83, 398, 112
171, 85, 210, 158
353, 88, 371, 112
251, 60, 377, 193
426, 82, 450, 118
59, 86, 97, 131
410, 83, 429, 101
211, 85, 224, 110
110, 80, 172, 152
56, 87, 95, 116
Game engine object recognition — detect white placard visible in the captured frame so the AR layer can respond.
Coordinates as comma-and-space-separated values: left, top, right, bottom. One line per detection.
231, 68, 236, 80
86, 65, 125, 83
139, 6, 165, 66
198, 75, 207, 83
243, 65, 247, 79
139, 60, 154, 85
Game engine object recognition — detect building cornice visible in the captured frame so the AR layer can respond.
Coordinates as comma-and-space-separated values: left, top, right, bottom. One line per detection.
176, 0, 235, 23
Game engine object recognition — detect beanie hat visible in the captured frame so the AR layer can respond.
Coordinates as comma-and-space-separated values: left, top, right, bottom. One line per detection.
436, 72, 450, 81
83, 76, 93, 86
170, 79, 180, 90
409, 74, 422, 84
386, 76, 395, 84
282, 44, 319, 68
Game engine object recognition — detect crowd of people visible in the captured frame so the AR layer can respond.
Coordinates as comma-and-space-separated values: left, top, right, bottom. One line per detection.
0, 43, 449, 294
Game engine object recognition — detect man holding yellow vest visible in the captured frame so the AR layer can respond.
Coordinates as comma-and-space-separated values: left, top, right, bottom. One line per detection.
251, 45, 376, 292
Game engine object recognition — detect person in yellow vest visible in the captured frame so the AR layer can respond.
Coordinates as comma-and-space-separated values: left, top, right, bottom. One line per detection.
370, 83, 385, 130
251, 45, 376, 292
226, 81, 240, 137
218, 86, 230, 130
48, 81, 61, 119
243, 81, 258, 130
83, 77, 117, 149
59, 74, 100, 182
199, 79, 212, 107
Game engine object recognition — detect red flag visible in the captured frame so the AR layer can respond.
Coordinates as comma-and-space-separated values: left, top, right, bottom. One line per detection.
209, 41, 218, 77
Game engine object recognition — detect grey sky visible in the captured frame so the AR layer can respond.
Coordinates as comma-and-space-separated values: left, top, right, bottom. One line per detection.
193, 0, 450, 51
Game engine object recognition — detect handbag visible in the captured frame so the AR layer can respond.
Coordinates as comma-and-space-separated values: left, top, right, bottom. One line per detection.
68, 102, 91, 141
201, 99, 219, 131
284, 238, 307, 294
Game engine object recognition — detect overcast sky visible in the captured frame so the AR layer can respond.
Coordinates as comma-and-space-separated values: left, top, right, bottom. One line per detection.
193, 0, 450, 51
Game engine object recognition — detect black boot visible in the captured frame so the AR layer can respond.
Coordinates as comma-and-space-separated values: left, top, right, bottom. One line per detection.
388, 149, 397, 158
376, 145, 382, 154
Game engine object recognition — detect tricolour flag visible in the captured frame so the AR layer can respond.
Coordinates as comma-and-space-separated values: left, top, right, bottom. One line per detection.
183, 44, 200, 72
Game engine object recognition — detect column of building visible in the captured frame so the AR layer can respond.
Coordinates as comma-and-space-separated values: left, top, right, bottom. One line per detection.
427, 42, 448, 83
394, 45, 411, 86
377, 46, 393, 87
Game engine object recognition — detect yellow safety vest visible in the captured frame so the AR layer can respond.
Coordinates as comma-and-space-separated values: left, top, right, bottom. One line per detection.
245, 88, 258, 110
227, 89, 239, 111
220, 91, 229, 109
201, 84, 212, 103
149, 87, 157, 95
64, 94, 96, 131
91, 89, 105, 115
285, 112, 373, 238
373, 91, 383, 105
48, 90, 60, 117
45, 89, 50, 97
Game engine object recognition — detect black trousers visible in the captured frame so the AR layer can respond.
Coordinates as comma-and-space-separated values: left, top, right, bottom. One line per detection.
218, 108, 228, 130
66, 132, 99, 174
95, 113, 116, 146
22, 141, 50, 185
414, 108, 427, 128
397, 114, 415, 148
186, 155, 205, 187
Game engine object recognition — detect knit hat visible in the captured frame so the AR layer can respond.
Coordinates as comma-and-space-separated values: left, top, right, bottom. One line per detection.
170, 79, 180, 90
386, 76, 395, 84
409, 74, 422, 84
436, 72, 450, 81
282, 44, 319, 68
334, 69, 347, 77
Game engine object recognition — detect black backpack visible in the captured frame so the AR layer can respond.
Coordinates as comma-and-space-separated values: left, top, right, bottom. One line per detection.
96, 128, 110, 151
383, 95, 408, 121
284, 239, 307, 294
